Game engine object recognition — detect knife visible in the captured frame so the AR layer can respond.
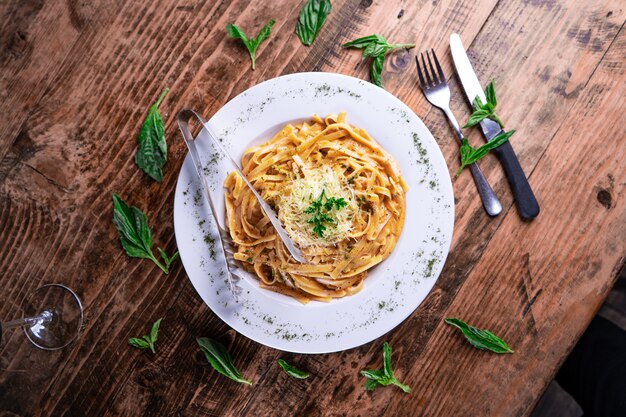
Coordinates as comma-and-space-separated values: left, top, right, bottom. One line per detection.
450, 33, 540, 220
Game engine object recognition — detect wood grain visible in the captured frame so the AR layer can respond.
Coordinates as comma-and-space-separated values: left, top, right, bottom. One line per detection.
0, 0, 624, 416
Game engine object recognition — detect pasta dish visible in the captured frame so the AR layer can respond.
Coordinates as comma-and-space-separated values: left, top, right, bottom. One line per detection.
224, 113, 407, 303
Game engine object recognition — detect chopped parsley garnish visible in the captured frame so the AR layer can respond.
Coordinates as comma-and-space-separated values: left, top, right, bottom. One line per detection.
304, 189, 347, 238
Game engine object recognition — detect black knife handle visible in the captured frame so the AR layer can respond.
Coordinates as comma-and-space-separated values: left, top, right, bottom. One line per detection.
492, 141, 540, 220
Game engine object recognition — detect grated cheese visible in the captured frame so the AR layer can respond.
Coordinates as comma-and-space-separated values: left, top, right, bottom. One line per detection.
277, 165, 357, 247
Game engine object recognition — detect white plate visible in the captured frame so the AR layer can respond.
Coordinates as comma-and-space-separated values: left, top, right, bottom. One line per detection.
174, 72, 454, 353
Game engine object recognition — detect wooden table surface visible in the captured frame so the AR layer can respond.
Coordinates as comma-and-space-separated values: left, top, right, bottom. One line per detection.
1, 0, 624, 416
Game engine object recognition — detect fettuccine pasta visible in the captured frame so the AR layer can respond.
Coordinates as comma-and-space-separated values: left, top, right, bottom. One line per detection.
224, 113, 407, 303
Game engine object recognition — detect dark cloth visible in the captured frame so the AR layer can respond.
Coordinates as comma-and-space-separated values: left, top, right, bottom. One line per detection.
556, 316, 626, 417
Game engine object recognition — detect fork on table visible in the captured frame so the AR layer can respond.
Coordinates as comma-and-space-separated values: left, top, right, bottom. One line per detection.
415, 49, 502, 216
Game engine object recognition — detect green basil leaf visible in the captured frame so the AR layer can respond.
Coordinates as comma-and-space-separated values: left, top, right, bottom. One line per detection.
489, 113, 504, 128
456, 138, 473, 176
227, 20, 274, 70
157, 247, 168, 265
360, 342, 411, 393
111, 194, 176, 273
463, 108, 490, 128
343, 34, 413, 89
170, 251, 180, 264
129, 318, 162, 353
112, 194, 153, 259
197, 337, 252, 385
157, 248, 178, 269
226, 23, 253, 67
455, 131, 515, 176
389, 42, 415, 50
360, 369, 386, 381
391, 379, 412, 393
132, 206, 152, 249
370, 54, 385, 88
128, 337, 151, 350
254, 19, 275, 48
479, 130, 515, 154
296, 0, 332, 46
364, 378, 383, 391
473, 95, 486, 110
150, 318, 162, 345
342, 34, 386, 49
277, 359, 310, 379
382, 342, 393, 376
226, 23, 249, 43
444, 318, 513, 354
465, 81, 504, 128
362, 41, 389, 59
135, 88, 169, 182
158, 248, 179, 269
362, 369, 392, 391
485, 80, 497, 107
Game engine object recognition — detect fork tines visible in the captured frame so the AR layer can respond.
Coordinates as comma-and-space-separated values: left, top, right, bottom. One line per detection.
415, 48, 446, 90
218, 228, 244, 297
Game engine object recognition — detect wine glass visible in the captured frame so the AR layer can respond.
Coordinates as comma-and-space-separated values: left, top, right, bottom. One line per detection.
0, 284, 83, 350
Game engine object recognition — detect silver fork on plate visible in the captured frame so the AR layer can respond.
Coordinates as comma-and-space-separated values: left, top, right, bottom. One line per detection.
415, 49, 502, 216
177, 109, 306, 302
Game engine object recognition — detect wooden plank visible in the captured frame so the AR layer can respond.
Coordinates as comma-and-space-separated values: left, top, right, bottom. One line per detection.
384, 18, 626, 417
0, 0, 624, 416
0, 0, 501, 414
228, 0, 511, 416
0, 0, 119, 161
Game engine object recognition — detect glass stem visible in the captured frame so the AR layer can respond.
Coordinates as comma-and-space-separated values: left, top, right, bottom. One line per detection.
2, 310, 53, 330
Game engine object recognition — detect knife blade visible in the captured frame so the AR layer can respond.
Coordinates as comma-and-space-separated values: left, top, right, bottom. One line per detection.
450, 33, 540, 220
450, 34, 504, 141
